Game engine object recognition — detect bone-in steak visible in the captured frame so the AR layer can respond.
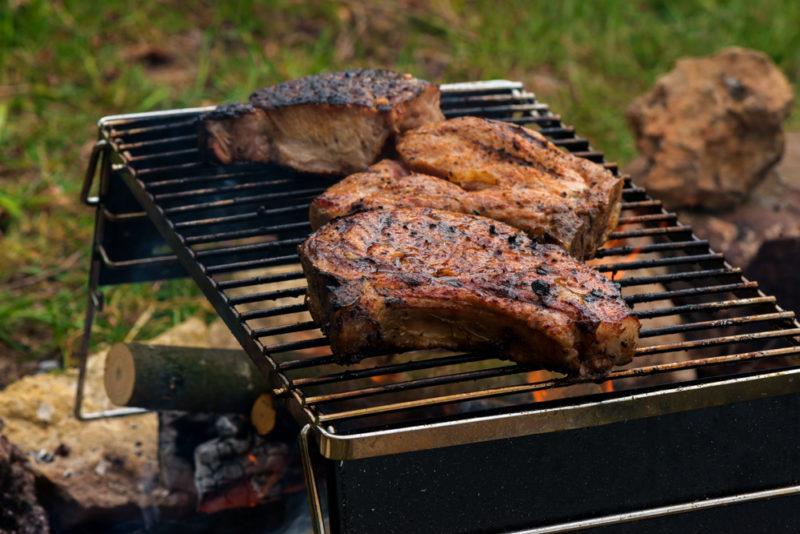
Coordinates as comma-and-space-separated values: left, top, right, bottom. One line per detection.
310, 157, 610, 259
309, 159, 467, 230
203, 69, 444, 174
299, 208, 639, 375
384, 117, 623, 258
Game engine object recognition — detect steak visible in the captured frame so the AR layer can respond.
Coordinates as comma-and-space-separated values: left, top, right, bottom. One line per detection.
309, 159, 467, 230
203, 69, 444, 174
299, 208, 639, 375
310, 158, 604, 259
386, 116, 624, 258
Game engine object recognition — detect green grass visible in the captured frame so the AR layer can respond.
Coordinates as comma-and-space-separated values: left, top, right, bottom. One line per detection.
1, 0, 799, 364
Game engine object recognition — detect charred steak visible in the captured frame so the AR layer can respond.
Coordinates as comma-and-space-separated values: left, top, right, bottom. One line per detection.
309, 159, 467, 230
310, 157, 609, 260
299, 208, 639, 375
376, 116, 623, 259
203, 69, 444, 174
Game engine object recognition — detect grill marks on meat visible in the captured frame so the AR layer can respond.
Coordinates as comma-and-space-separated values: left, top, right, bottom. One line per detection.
310, 159, 593, 258
308, 117, 623, 258
389, 117, 625, 258
309, 160, 467, 230
299, 208, 639, 376
202, 69, 444, 174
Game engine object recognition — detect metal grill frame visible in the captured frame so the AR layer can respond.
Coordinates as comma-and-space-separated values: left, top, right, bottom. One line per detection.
76, 80, 800, 464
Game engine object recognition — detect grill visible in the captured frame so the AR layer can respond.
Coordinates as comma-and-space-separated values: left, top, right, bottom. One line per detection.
77, 80, 800, 533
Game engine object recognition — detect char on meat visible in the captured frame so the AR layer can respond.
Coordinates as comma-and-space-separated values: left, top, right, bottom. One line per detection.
299, 208, 639, 375
203, 69, 444, 174
309, 117, 623, 258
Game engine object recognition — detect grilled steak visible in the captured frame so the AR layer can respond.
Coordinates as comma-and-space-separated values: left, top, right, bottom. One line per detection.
309, 159, 467, 230
385, 116, 624, 258
310, 158, 605, 259
299, 208, 639, 375
203, 69, 444, 174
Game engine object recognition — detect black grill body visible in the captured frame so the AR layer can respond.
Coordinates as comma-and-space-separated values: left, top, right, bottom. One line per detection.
326, 391, 800, 533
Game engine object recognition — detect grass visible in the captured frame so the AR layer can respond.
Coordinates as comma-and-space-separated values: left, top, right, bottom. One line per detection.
1, 0, 798, 366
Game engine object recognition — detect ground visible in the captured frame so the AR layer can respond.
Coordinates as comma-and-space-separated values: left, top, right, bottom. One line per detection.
1, 0, 799, 374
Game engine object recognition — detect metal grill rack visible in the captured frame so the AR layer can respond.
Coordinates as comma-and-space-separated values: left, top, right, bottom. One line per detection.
78, 80, 800, 461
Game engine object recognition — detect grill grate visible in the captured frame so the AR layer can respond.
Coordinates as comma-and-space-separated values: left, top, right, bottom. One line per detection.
87, 81, 800, 447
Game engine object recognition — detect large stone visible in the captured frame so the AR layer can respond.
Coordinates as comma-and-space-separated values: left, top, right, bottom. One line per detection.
627, 47, 794, 209
0, 317, 221, 530
678, 131, 800, 269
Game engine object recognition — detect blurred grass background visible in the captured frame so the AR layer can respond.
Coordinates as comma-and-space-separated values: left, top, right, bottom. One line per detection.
1, 0, 798, 372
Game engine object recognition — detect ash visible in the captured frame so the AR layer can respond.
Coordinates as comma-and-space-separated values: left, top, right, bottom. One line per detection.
194, 415, 292, 510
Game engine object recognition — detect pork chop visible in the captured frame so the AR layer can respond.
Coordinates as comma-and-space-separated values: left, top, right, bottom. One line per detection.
299, 208, 639, 375
309, 158, 605, 259
393, 117, 624, 258
203, 69, 444, 174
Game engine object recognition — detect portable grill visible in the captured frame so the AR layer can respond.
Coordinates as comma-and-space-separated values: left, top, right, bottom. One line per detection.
77, 80, 800, 533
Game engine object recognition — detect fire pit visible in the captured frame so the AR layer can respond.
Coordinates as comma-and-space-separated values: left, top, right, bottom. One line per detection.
77, 80, 800, 533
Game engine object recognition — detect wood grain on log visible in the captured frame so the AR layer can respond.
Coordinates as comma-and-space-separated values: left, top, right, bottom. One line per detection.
104, 343, 268, 413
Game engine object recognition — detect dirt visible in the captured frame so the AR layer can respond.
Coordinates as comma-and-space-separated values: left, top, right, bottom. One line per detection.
0, 431, 50, 533
0, 317, 233, 531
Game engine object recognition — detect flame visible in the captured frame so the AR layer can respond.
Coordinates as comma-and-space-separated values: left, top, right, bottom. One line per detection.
527, 370, 554, 402
370, 372, 405, 384
599, 380, 615, 393
370, 374, 391, 384
606, 246, 641, 281
527, 371, 615, 402
247, 453, 258, 464
596, 226, 643, 282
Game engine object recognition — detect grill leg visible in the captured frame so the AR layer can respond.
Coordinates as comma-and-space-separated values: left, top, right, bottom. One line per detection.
299, 425, 328, 534
73, 256, 147, 421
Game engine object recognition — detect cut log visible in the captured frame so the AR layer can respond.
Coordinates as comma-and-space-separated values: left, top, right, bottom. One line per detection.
104, 343, 268, 413
250, 393, 277, 435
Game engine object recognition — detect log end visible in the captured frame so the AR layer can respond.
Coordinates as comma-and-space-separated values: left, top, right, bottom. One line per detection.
251, 394, 276, 435
104, 343, 136, 407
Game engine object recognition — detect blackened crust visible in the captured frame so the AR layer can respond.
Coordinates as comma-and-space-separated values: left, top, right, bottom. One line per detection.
202, 103, 255, 121
249, 69, 432, 111
299, 208, 640, 375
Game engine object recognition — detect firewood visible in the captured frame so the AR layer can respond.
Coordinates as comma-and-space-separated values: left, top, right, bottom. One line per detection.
104, 343, 268, 413
250, 393, 277, 435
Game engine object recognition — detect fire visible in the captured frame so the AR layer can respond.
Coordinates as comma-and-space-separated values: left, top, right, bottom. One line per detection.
370, 373, 393, 384
598, 227, 643, 282
527, 371, 615, 402
606, 245, 641, 282
527, 370, 554, 402
599, 380, 615, 393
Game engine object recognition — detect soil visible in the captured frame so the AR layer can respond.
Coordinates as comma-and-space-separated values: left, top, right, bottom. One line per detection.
0, 431, 50, 533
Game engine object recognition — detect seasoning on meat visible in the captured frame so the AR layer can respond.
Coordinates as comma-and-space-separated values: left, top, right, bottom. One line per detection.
309, 117, 623, 258
203, 69, 444, 174
299, 208, 640, 375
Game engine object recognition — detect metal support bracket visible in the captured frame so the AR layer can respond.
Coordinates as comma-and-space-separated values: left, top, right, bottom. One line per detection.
80, 139, 107, 207
74, 137, 147, 421
73, 256, 147, 421
299, 425, 327, 534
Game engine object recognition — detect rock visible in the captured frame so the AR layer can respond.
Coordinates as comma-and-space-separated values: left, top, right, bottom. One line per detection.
0, 317, 222, 530
745, 237, 800, 313
0, 363, 159, 530
627, 47, 794, 209
36, 402, 54, 423
37, 360, 60, 374
0, 432, 50, 533
678, 132, 800, 268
